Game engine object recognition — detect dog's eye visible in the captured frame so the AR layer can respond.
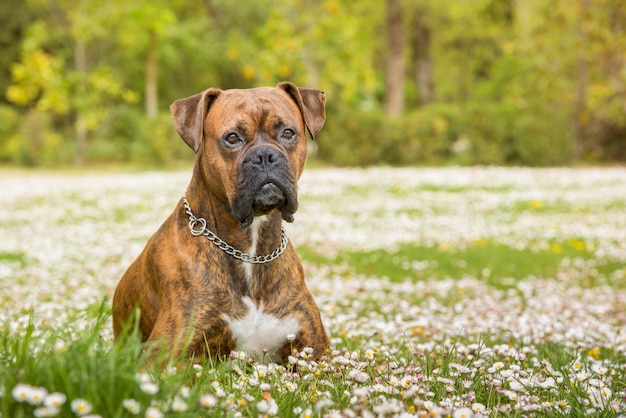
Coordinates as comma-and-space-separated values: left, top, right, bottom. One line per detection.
223, 133, 243, 147
280, 129, 296, 143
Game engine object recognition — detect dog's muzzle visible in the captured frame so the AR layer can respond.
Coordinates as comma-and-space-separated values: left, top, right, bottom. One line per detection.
232, 146, 298, 228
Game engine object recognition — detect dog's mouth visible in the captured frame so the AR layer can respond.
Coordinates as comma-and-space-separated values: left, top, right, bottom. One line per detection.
253, 183, 285, 212
232, 180, 298, 228
231, 146, 299, 228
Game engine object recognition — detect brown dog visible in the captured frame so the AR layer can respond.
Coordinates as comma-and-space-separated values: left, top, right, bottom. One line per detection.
112, 82, 329, 363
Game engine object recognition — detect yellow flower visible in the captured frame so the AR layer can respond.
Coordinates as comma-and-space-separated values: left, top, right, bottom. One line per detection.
549, 243, 563, 254
588, 347, 600, 360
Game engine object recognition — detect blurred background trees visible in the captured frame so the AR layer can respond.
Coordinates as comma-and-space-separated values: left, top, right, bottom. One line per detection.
0, 0, 624, 167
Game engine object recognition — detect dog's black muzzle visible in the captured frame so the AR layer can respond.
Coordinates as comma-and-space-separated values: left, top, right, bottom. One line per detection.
232, 146, 298, 228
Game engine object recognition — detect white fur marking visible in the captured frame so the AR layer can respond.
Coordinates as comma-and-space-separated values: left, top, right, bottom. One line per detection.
242, 215, 267, 282
222, 297, 300, 362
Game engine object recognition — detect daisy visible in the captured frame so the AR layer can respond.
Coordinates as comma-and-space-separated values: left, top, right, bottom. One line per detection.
135, 372, 151, 384
302, 347, 314, 355
576, 372, 590, 381
177, 386, 190, 398
372, 383, 387, 393
504, 390, 517, 401
488, 362, 504, 373
200, 394, 218, 408
259, 398, 279, 415
352, 387, 369, 401
71, 398, 92, 416
144, 406, 163, 418
192, 365, 204, 379
255, 364, 268, 378
12, 383, 34, 403
122, 399, 141, 414
453, 407, 473, 418
592, 364, 608, 376
267, 399, 278, 417
171, 396, 188, 412
28, 387, 48, 405
140, 382, 159, 395
33, 406, 60, 417
352, 371, 369, 383
599, 387, 612, 399
555, 399, 571, 413
257, 399, 270, 413
421, 400, 435, 410
44, 393, 67, 408
400, 375, 413, 388
472, 402, 486, 413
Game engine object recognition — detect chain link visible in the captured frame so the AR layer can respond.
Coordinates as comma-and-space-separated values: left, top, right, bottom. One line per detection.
182, 195, 288, 264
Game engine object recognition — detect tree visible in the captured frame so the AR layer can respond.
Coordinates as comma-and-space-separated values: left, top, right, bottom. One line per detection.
383, 0, 405, 116
118, 3, 175, 119
409, 6, 436, 106
0, 0, 36, 105
6, 1, 139, 164
4, 0, 184, 164
3, 0, 626, 166
203, 0, 379, 106
511, 0, 626, 160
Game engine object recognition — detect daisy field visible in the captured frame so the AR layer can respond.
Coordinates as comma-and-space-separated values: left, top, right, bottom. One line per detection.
1, 166, 625, 417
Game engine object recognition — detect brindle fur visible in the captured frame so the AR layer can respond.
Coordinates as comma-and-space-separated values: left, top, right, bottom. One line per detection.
112, 83, 328, 362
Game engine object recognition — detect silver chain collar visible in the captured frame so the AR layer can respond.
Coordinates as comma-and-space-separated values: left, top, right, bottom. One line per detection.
182, 195, 288, 264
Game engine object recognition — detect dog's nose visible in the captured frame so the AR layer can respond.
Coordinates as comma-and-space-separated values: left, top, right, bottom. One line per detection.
246, 147, 281, 168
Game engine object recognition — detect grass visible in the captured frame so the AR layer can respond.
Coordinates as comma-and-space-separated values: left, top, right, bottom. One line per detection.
299, 238, 625, 289
4, 305, 622, 417
1, 167, 625, 417
0, 252, 27, 267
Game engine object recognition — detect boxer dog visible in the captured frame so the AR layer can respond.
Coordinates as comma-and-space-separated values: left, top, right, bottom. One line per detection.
112, 82, 328, 363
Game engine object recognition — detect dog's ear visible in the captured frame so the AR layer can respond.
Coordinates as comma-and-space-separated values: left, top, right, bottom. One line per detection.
277, 82, 326, 139
170, 88, 222, 152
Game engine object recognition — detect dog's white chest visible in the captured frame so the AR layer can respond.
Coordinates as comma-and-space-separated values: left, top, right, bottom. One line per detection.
222, 297, 300, 361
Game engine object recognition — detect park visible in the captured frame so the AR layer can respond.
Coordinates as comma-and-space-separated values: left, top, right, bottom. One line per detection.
1, 1, 626, 417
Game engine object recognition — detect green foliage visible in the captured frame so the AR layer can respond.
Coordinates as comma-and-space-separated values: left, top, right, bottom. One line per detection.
0, 0, 624, 166
395, 104, 462, 164
318, 101, 572, 166
0, 105, 20, 161
317, 104, 387, 166
91, 107, 189, 164
461, 102, 572, 166
0, 0, 36, 100
319, 104, 464, 167
0, 109, 69, 166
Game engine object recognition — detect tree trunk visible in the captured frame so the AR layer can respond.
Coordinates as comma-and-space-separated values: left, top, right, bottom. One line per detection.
74, 39, 87, 166
303, 51, 320, 89
572, 56, 587, 161
410, 8, 435, 106
572, 0, 590, 161
203, 0, 222, 23
383, 0, 405, 117
145, 29, 158, 119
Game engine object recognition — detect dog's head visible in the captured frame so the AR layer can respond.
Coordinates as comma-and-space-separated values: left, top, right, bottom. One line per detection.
170, 82, 326, 228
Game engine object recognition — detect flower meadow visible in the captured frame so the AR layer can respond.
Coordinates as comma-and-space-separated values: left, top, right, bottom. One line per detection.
1, 166, 625, 417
